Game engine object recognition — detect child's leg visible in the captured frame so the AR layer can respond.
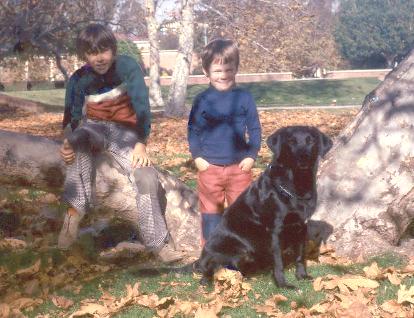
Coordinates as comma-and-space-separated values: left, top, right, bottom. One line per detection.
58, 122, 107, 249
197, 165, 226, 245
224, 164, 252, 206
106, 123, 182, 262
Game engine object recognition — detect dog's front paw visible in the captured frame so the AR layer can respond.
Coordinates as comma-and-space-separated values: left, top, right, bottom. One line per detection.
274, 272, 295, 289
200, 276, 212, 286
296, 273, 313, 280
295, 266, 312, 281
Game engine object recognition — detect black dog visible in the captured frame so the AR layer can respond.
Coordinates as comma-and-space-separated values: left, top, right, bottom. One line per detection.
192, 126, 332, 288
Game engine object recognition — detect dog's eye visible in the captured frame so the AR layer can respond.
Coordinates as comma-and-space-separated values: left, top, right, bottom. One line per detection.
306, 136, 315, 145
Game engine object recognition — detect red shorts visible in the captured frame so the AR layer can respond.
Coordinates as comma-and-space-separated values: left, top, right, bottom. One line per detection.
197, 163, 252, 213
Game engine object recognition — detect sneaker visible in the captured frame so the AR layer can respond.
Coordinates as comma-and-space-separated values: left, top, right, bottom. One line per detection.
156, 243, 184, 264
58, 211, 81, 250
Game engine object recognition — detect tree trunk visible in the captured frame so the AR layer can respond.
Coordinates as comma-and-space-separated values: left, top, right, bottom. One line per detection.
145, 0, 165, 109
165, 0, 197, 117
312, 48, 414, 259
0, 93, 47, 113
0, 130, 201, 253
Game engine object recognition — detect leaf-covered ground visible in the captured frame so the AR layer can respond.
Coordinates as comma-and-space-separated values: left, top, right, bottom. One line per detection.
1, 106, 413, 317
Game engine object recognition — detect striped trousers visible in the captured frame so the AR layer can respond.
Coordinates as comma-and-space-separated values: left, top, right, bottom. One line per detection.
63, 119, 168, 250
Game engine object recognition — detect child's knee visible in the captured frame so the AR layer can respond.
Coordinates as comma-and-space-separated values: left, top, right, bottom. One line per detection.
134, 167, 158, 194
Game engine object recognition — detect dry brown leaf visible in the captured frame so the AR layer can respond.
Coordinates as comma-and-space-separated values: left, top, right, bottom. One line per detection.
194, 307, 219, 318
9, 297, 43, 310
213, 268, 251, 305
0, 303, 10, 318
265, 294, 288, 306
159, 281, 191, 287
334, 301, 372, 318
386, 272, 402, 285
309, 302, 329, 314
69, 303, 109, 318
254, 304, 282, 317
315, 275, 379, 292
363, 262, 382, 279
400, 264, 414, 274
340, 276, 379, 290
0, 238, 27, 250
51, 295, 74, 309
397, 284, 414, 304
39, 193, 58, 204
381, 299, 404, 314
313, 276, 323, 291
15, 259, 41, 278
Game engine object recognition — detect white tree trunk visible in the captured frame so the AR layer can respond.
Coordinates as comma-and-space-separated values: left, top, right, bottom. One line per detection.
313, 49, 414, 259
165, 0, 197, 117
145, 0, 165, 108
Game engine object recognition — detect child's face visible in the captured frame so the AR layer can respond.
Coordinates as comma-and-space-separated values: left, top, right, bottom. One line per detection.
84, 48, 115, 75
204, 61, 237, 92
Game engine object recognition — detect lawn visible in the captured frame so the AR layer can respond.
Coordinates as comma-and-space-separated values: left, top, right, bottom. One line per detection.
4, 77, 380, 111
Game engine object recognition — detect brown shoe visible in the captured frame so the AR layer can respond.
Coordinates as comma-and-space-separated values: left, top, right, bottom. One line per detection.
58, 210, 81, 250
156, 243, 184, 264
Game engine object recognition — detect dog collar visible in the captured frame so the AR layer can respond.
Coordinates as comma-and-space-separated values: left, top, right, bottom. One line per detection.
278, 185, 294, 198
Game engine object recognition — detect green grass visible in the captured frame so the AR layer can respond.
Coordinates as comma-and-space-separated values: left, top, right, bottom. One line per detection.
4, 78, 380, 111
186, 78, 380, 107
20, 250, 410, 317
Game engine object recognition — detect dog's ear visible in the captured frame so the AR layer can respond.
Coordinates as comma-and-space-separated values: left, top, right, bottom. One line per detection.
318, 132, 333, 157
266, 131, 282, 158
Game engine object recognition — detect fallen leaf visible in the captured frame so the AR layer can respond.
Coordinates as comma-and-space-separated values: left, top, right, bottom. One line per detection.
0, 303, 10, 318
69, 303, 109, 318
381, 299, 403, 314
341, 276, 379, 290
9, 297, 43, 311
386, 272, 402, 285
15, 259, 41, 278
0, 238, 27, 250
397, 285, 414, 304
51, 295, 74, 309
363, 262, 382, 279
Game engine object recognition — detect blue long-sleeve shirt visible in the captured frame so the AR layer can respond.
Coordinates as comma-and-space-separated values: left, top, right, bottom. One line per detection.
188, 86, 261, 165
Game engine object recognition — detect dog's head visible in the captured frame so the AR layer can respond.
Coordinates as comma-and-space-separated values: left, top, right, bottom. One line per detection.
266, 126, 332, 170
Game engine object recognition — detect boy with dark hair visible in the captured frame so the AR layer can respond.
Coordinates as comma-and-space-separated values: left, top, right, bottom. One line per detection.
188, 38, 262, 245
58, 23, 182, 263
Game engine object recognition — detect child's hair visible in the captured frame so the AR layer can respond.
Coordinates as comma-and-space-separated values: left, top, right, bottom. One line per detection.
201, 38, 239, 72
76, 24, 117, 59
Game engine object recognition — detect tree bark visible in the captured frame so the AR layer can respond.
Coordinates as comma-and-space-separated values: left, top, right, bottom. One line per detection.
0, 93, 47, 113
165, 0, 197, 117
145, 0, 165, 109
0, 129, 201, 253
312, 48, 414, 259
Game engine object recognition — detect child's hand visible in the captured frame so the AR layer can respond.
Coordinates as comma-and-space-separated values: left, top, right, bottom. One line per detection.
194, 157, 210, 171
132, 142, 152, 168
239, 157, 255, 172
60, 139, 75, 164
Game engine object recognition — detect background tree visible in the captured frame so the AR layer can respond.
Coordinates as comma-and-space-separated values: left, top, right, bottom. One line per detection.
145, 0, 198, 116
195, 0, 340, 75
117, 39, 143, 66
0, 0, 146, 81
334, 0, 414, 68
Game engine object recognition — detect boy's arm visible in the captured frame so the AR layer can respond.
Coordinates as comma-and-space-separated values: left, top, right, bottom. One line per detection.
62, 75, 76, 131
62, 71, 84, 132
187, 95, 205, 159
119, 56, 151, 144
245, 93, 262, 159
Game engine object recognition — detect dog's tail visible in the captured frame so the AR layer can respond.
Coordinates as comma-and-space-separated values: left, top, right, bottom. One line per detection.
134, 261, 199, 277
